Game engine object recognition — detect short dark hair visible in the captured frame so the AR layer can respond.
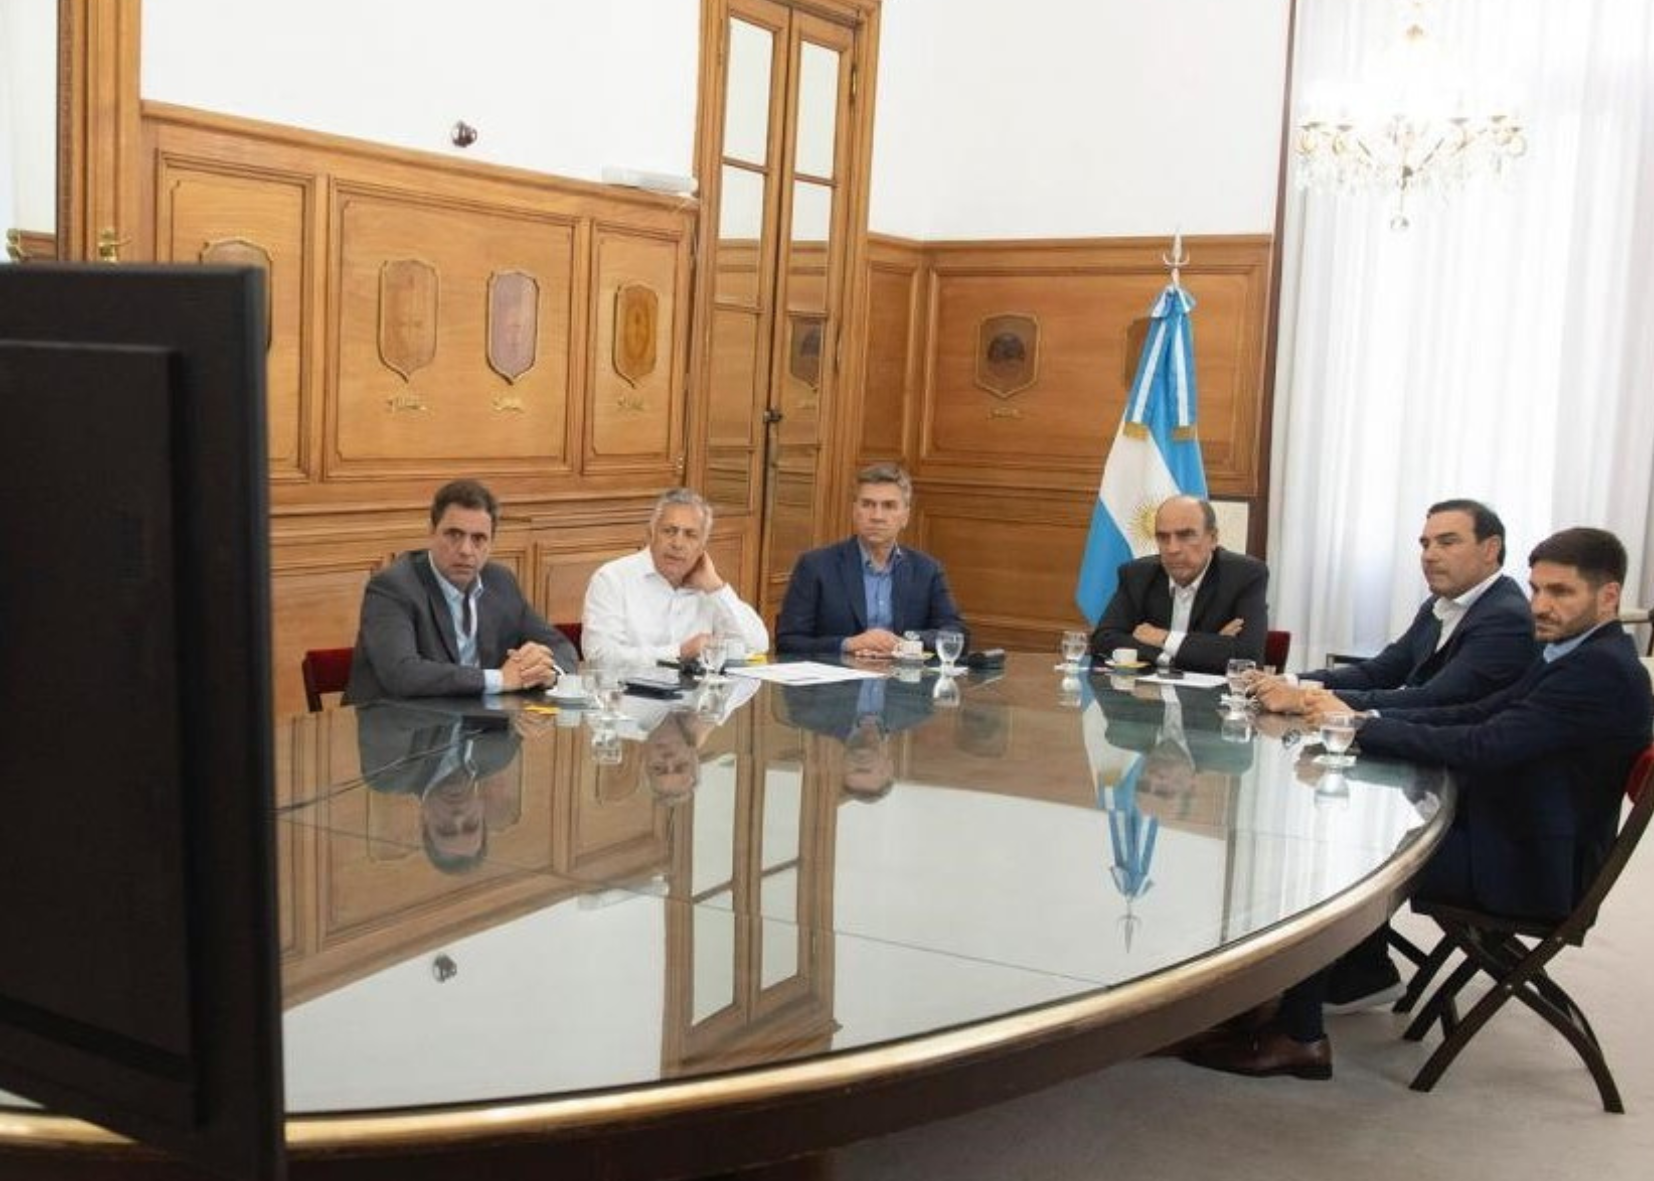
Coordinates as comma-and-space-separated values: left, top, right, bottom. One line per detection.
1427, 498, 1506, 564
1528, 527, 1627, 589
430, 479, 499, 531
855, 462, 913, 506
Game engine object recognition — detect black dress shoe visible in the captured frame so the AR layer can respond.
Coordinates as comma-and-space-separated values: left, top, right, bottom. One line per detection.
1181, 1025, 1333, 1080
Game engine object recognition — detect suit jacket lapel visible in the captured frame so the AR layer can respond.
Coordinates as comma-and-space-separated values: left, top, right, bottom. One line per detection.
839, 541, 868, 630
1189, 552, 1222, 629
414, 554, 462, 663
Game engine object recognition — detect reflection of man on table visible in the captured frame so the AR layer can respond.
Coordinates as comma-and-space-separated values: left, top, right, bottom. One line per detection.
777, 676, 935, 801
355, 701, 524, 873
1088, 495, 1268, 675
345, 479, 578, 704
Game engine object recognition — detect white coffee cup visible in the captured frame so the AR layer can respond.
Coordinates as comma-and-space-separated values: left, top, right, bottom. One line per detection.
1111, 647, 1139, 665
555, 673, 585, 698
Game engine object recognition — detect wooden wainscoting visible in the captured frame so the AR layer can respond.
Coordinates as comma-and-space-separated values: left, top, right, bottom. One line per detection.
140, 103, 712, 713
858, 234, 1274, 648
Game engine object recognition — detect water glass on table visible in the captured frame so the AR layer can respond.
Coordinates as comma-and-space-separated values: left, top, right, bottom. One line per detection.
699, 634, 730, 685
1316, 711, 1361, 768
935, 629, 965, 672
1223, 658, 1257, 710
1060, 629, 1089, 672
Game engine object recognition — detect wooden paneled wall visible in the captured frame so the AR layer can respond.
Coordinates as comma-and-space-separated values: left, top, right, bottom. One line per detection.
139, 104, 726, 715
857, 233, 1273, 650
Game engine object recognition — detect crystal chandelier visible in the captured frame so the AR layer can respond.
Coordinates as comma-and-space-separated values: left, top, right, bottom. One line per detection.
1294, 0, 1527, 229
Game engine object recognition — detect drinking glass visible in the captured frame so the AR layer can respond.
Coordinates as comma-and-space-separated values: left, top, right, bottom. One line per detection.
935, 629, 965, 672
1060, 629, 1089, 672
1316, 711, 1359, 768
1223, 658, 1257, 710
700, 634, 729, 686
590, 664, 626, 722
933, 673, 962, 709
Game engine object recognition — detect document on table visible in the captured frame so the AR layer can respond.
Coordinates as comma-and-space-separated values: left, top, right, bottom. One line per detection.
728, 661, 884, 685
1135, 670, 1226, 689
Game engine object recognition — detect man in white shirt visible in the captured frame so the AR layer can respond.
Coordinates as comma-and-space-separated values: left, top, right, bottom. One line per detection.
582, 488, 769, 668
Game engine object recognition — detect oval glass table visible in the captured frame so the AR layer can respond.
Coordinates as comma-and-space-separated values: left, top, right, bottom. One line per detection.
0, 654, 1451, 1178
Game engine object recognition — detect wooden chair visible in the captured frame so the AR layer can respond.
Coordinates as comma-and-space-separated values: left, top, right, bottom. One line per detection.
300, 647, 354, 713
1619, 607, 1653, 656
1395, 744, 1654, 1111
1264, 629, 1291, 672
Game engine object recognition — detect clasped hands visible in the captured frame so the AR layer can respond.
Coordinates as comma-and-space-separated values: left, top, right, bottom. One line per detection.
1130, 616, 1245, 649
1246, 675, 1362, 727
844, 627, 905, 659
500, 641, 559, 691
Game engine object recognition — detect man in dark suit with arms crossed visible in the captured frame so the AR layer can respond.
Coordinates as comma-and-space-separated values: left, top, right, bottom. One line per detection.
1185, 526, 1653, 1080
345, 479, 580, 704
1088, 495, 1268, 674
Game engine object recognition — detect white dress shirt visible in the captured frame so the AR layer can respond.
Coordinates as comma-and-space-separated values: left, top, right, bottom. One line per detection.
581, 548, 769, 668
1159, 562, 1211, 665
1432, 568, 1502, 649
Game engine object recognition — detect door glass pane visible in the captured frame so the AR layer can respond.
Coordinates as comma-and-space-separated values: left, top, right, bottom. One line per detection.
794, 41, 841, 179
723, 18, 774, 166
717, 165, 767, 303
692, 892, 736, 1022
691, 766, 737, 899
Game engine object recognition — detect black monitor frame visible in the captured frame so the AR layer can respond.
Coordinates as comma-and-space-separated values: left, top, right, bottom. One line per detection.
0, 265, 284, 1180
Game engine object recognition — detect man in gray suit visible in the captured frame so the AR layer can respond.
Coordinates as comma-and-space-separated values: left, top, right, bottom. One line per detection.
344, 479, 579, 704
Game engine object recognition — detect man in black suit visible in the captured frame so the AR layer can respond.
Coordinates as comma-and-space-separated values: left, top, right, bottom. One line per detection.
1185, 527, 1653, 1081
1255, 499, 1536, 713
776, 462, 967, 658
1088, 495, 1268, 674
344, 479, 579, 704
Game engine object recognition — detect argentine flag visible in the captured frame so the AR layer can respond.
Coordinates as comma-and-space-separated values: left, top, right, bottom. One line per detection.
1074, 284, 1208, 623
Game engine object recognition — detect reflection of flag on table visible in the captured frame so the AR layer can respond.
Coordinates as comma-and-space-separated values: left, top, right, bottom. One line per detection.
1075, 284, 1208, 624
1099, 761, 1158, 901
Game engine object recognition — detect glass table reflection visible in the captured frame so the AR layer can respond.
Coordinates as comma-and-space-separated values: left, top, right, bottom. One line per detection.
2, 654, 1451, 1176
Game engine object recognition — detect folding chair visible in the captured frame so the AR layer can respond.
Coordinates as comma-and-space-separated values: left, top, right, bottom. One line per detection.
301, 647, 355, 713
1396, 745, 1654, 1111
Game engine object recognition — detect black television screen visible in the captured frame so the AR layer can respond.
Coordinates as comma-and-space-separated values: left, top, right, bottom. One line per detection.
0, 265, 284, 1180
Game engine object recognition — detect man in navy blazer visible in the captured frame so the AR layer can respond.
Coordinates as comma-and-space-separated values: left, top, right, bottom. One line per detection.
1088, 495, 1269, 674
1258, 499, 1536, 713
344, 479, 579, 704
776, 462, 967, 657
1185, 527, 1653, 1081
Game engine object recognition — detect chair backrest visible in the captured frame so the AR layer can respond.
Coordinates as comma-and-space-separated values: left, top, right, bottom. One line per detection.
556, 622, 583, 660
1264, 629, 1291, 672
1568, 744, 1654, 935
301, 647, 355, 713
1620, 607, 1653, 656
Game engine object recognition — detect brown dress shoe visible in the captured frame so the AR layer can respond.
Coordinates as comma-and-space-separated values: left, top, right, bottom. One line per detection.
1181, 1024, 1333, 1080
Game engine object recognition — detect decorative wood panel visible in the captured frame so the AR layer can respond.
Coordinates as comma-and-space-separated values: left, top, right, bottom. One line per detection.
154, 163, 313, 479
332, 186, 577, 476
920, 236, 1271, 497
586, 224, 688, 473
859, 234, 925, 462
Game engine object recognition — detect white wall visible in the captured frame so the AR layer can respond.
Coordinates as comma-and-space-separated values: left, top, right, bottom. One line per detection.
137, 1, 1289, 240
0, 0, 59, 235
871, 0, 1293, 238
141, 0, 702, 183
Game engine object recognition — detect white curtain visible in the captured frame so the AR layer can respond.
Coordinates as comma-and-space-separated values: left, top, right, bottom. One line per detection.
1269, 0, 1654, 667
